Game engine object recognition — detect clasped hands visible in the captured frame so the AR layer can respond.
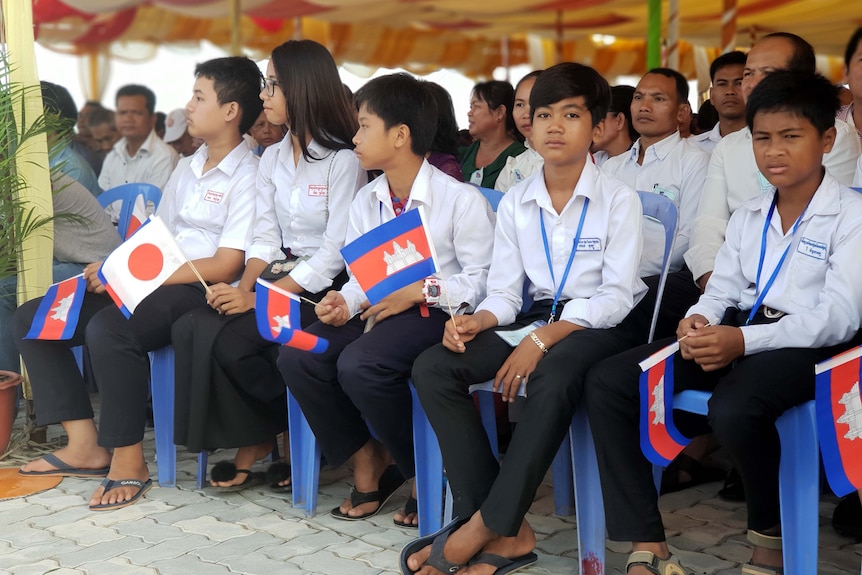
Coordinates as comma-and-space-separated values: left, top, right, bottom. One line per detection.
677, 313, 744, 371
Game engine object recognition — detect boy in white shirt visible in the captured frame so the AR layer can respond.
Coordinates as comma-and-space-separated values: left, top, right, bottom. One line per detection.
585, 70, 862, 575
277, 73, 494, 526
405, 62, 646, 574
15, 57, 263, 511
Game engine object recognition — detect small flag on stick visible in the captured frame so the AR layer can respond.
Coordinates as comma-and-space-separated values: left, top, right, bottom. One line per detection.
638, 341, 690, 466
24, 274, 86, 340
255, 278, 328, 353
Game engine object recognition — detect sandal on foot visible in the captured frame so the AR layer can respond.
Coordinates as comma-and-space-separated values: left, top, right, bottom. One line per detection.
399, 517, 468, 575
331, 464, 405, 520
209, 461, 266, 492
266, 461, 292, 493
19, 453, 110, 478
468, 551, 538, 574
89, 478, 153, 511
660, 453, 725, 495
626, 551, 688, 575
393, 495, 418, 528
741, 564, 784, 575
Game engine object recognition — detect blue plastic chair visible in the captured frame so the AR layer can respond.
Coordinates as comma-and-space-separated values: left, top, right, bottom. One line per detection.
477, 186, 504, 211
287, 388, 322, 516
97, 183, 162, 240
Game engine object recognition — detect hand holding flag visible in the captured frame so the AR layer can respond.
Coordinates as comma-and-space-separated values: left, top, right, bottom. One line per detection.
816, 346, 862, 496
255, 278, 328, 353
638, 341, 690, 466
24, 274, 87, 340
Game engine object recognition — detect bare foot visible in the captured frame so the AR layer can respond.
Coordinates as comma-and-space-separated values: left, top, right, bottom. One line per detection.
407, 512, 497, 575
89, 445, 149, 507
461, 520, 536, 574
210, 442, 273, 488
336, 439, 394, 518
394, 479, 418, 527
21, 445, 111, 474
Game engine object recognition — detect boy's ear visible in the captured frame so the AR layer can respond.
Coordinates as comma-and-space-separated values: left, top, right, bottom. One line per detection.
392, 123, 411, 150
821, 125, 837, 155
223, 101, 240, 124
592, 118, 606, 141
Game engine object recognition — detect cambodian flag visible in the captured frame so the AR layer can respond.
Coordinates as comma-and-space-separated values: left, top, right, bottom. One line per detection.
124, 195, 148, 239
340, 207, 438, 305
23, 274, 86, 340
638, 341, 690, 466
98, 216, 188, 318
255, 278, 328, 353
816, 346, 862, 497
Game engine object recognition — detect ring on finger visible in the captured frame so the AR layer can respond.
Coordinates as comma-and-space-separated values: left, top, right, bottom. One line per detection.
514, 374, 522, 379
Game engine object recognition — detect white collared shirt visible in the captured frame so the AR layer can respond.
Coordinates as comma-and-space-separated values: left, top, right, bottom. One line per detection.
246, 138, 367, 293
688, 173, 862, 355
688, 123, 723, 154
98, 130, 178, 192
602, 131, 709, 277
339, 160, 495, 317
476, 160, 647, 329
685, 120, 862, 281
494, 145, 544, 192
854, 155, 862, 187
155, 140, 258, 261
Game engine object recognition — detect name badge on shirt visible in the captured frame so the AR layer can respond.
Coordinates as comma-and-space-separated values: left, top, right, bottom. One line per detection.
576, 238, 602, 252
308, 184, 328, 197
469, 169, 484, 185
651, 185, 676, 201
204, 189, 225, 204
797, 237, 827, 260
513, 169, 524, 182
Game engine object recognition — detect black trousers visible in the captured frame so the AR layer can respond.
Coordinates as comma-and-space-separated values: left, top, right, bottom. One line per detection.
585, 311, 862, 542
412, 301, 641, 537
277, 306, 450, 481
15, 283, 209, 448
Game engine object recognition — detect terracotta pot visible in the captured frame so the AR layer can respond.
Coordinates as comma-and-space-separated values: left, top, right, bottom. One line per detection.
0, 371, 23, 454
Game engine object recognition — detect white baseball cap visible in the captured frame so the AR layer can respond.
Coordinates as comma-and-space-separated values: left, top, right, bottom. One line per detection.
163, 108, 188, 143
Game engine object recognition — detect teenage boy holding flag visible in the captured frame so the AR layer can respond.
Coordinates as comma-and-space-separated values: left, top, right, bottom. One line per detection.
14, 57, 263, 511
277, 73, 494, 527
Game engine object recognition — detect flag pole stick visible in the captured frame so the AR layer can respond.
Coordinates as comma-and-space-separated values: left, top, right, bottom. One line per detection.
440, 277, 458, 329
299, 295, 319, 306
185, 260, 212, 295
677, 321, 711, 342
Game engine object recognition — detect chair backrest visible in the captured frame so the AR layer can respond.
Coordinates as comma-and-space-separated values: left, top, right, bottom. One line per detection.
97, 183, 162, 240
636, 190, 679, 343
477, 186, 504, 212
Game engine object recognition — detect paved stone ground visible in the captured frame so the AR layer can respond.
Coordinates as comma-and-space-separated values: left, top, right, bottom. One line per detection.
0, 403, 860, 574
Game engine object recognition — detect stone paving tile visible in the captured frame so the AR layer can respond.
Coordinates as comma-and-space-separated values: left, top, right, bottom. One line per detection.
192, 532, 284, 562
77, 557, 160, 575
528, 512, 578, 535
258, 530, 352, 560
533, 529, 579, 556
237, 512, 321, 540
0, 541, 87, 570
113, 517, 189, 544
25, 490, 90, 512
659, 488, 714, 512
661, 509, 708, 533
2, 559, 68, 575
821, 547, 862, 573
86, 498, 176, 526
354, 548, 402, 573
330, 538, 387, 560
147, 554, 236, 575
27, 505, 93, 529
173, 515, 255, 541
45, 518, 124, 546
0, 523, 64, 548
216, 552, 307, 575
148, 499, 242, 524
673, 547, 735, 574
51, 536, 152, 568
120, 534, 218, 565
666, 522, 744, 551
289, 549, 383, 575
526, 552, 581, 574
702, 537, 754, 564
206, 499, 274, 522
675, 503, 748, 529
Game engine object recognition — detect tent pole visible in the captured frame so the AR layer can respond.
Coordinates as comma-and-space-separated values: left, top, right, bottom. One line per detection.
229, 0, 240, 55
555, 10, 563, 64
647, 0, 661, 69
721, 0, 738, 53
666, 0, 679, 69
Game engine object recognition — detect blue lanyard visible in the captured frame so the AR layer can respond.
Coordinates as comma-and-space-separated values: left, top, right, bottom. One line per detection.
747, 196, 809, 325
539, 197, 589, 324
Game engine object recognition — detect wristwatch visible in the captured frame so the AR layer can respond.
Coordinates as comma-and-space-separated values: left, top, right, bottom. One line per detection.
422, 278, 441, 306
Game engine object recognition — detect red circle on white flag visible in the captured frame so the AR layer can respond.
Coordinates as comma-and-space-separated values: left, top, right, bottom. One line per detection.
128, 243, 164, 281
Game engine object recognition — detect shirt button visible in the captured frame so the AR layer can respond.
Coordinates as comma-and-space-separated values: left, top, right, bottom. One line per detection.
556, 219, 562, 225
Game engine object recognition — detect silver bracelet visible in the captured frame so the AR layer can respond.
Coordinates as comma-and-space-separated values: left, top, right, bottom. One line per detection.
529, 331, 549, 354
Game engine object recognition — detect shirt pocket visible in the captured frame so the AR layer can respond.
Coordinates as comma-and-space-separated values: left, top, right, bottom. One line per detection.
789, 251, 828, 310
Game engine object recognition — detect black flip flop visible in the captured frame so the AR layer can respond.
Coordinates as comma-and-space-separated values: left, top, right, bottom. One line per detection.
469, 551, 539, 574
266, 461, 292, 493
209, 461, 266, 492
89, 478, 153, 511
393, 495, 419, 528
399, 516, 468, 575
331, 464, 406, 521
19, 453, 110, 478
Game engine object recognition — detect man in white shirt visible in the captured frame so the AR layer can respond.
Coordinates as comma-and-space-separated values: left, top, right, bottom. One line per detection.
689, 51, 747, 154
686, 32, 862, 292
99, 85, 179, 219
603, 67, 709, 340
837, 28, 862, 144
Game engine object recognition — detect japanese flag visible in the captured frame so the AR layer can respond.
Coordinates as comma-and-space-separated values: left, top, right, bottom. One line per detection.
98, 216, 188, 317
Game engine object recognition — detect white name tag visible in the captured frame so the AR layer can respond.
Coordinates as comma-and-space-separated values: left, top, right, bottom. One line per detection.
652, 186, 677, 201
577, 238, 602, 252
308, 184, 327, 197
797, 237, 827, 260
496, 320, 548, 347
204, 189, 224, 204
469, 169, 484, 185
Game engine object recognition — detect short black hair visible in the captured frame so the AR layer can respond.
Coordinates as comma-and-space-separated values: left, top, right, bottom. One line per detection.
115, 84, 156, 115
710, 51, 746, 81
88, 107, 115, 128
645, 67, 689, 104
40, 81, 77, 128
424, 81, 460, 156
472, 80, 522, 142
355, 73, 437, 157
155, 111, 166, 135
845, 28, 862, 68
529, 62, 610, 127
609, 84, 638, 140
761, 32, 816, 73
194, 56, 263, 136
745, 70, 839, 135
